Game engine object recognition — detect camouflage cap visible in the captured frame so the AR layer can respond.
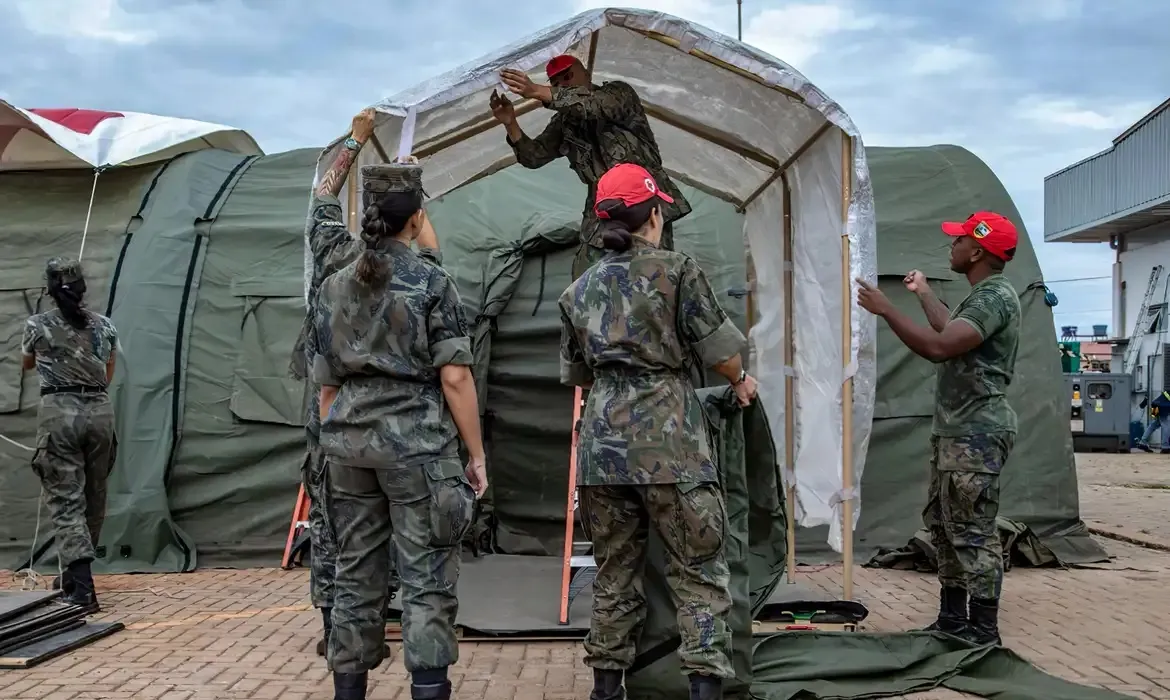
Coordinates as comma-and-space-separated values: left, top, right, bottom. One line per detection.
45, 257, 84, 284
361, 163, 425, 211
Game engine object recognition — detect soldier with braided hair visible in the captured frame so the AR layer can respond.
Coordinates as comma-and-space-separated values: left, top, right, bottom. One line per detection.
313, 160, 488, 700
21, 257, 118, 613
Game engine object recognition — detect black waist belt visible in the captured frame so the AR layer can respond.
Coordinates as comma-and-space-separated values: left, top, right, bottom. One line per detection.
41, 385, 107, 397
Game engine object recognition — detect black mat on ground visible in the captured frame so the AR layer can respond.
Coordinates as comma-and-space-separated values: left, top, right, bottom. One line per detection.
0, 591, 60, 625
0, 617, 85, 656
750, 631, 1135, 700
389, 554, 591, 636
0, 621, 125, 669
0, 599, 86, 643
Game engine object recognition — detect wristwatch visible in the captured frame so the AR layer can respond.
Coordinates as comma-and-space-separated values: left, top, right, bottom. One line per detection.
343, 136, 362, 151
733, 368, 747, 386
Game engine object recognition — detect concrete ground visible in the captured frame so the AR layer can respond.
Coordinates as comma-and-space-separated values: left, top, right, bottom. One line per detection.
2, 452, 1170, 700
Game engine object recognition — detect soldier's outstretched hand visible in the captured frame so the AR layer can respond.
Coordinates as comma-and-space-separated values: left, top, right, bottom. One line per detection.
733, 374, 758, 407
352, 108, 376, 143
856, 278, 892, 317
489, 89, 515, 125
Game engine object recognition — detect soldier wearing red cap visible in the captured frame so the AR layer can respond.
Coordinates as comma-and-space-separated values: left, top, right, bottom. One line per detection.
857, 212, 1022, 647
490, 55, 691, 280
559, 163, 755, 700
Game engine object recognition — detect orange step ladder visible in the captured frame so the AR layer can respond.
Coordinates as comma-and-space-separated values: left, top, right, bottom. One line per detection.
281, 484, 311, 569
558, 386, 595, 625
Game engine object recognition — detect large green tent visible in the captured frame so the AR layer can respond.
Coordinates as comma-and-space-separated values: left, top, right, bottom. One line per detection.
0, 143, 1103, 574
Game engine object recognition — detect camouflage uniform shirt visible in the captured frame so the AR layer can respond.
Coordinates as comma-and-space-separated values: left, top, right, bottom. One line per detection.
312, 238, 472, 469
22, 309, 118, 390
509, 82, 691, 249
933, 273, 1021, 439
294, 192, 442, 447
558, 240, 745, 486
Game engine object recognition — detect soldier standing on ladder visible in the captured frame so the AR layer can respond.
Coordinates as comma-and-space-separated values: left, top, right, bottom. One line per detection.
856, 212, 1021, 646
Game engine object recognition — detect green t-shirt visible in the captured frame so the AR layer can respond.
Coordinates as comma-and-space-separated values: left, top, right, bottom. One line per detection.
932, 274, 1021, 437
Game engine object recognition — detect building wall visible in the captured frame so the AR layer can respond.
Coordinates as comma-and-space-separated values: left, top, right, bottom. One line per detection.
1119, 220, 1170, 418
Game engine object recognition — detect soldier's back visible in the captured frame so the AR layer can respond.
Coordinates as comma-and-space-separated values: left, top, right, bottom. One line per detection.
23, 309, 117, 390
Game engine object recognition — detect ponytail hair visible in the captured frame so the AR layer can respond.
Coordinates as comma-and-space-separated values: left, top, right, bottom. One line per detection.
596, 198, 656, 252
45, 258, 90, 330
353, 189, 424, 287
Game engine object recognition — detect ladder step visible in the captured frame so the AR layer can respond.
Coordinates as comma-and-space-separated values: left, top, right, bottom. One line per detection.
294, 521, 310, 528
571, 555, 596, 568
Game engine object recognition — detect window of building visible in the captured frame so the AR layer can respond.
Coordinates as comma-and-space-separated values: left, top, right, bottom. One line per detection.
1087, 383, 1113, 400
1147, 303, 1166, 334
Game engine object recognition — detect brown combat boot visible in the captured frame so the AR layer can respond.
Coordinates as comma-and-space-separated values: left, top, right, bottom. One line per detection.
589, 669, 625, 700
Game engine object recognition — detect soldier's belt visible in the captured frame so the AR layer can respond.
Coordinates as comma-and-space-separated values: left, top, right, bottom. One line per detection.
41, 384, 107, 397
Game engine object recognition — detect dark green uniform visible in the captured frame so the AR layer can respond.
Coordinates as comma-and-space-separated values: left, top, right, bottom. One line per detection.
559, 240, 744, 679
924, 273, 1020, 601
508, 81, 691, 279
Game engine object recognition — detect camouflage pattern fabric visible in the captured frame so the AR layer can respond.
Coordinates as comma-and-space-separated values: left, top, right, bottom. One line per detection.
360, 163, 424, 209
295, 193, 442, 606
924, 433, 1015, 600
22, 308, 117, 391
933, 274, 1021, 438
22, 305, 118, 568
326, 457, 475, 674
557, 241, 745, 486
579, 483, 734, 678
509, 82, 690, 259
312, 238, 473, 469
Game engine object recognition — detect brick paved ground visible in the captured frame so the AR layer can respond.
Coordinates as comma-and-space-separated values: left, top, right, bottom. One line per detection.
1078, 451, 1170, 546
2, 453, 1169, 700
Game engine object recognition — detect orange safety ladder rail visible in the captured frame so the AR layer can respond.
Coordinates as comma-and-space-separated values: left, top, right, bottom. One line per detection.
281, 484, 311, 569
559, 386, 596, 625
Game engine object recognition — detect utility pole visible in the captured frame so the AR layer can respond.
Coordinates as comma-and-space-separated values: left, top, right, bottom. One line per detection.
737, 0, 743, 40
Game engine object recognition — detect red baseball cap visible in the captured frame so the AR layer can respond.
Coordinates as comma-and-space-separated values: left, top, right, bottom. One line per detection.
546, 55, 577, 79
941, 211, 1018, 262
594, 163, 674, 218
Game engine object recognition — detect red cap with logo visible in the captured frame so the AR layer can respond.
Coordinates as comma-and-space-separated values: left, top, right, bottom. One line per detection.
546, 55, 576, 78
941, 211, 1018, 262
594, 163, 674, 218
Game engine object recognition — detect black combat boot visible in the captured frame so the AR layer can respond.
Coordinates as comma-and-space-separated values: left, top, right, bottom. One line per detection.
333, 671, 367, 700
964, 597, 1002, 646
61, 559, 99, 613
317, 607, 333, 657
921, 587, 968, 636
590, 669, 625, 700
411, 668, 452, 700
688, 674, 722, 700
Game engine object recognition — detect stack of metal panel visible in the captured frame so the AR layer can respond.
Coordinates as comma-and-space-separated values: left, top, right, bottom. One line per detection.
0, 590, 123, 670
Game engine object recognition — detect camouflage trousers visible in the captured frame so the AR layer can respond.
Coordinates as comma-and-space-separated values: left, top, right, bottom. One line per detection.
924, 433, 1014, 600
578, 483, 734, 679
302, 445, 401, 608
30, 393, 116, 567
326, 458, 475, 674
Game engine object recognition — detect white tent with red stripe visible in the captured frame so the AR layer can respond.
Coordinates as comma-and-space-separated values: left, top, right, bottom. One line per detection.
0, 101, 262, 171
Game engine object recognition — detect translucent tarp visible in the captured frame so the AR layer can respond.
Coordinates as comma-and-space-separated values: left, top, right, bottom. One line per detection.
308, 7, 878, 553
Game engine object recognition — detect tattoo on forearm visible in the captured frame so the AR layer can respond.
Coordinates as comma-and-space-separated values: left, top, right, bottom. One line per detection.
316, 146, 358, 198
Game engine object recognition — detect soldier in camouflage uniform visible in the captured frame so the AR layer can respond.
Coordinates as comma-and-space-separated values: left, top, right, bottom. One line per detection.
857, 211, 1022, 647
20, 258, 118, 614
293, 110, 442, 658
558, 164, 758, 700
491, 55, 691, 280
312, 160, 488, 700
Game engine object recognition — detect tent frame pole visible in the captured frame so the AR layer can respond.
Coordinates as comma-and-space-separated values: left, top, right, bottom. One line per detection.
839, 132, 855, 602
736, 121, 833, 213
781, 171, 797, 584
347, 167, 358, 232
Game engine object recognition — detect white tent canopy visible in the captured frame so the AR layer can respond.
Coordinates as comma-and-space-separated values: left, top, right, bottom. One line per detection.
0, 101, 262, 172
312, 7, 877, 588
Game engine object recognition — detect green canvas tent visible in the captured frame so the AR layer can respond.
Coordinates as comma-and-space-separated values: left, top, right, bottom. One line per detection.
0, 142, 1103, 574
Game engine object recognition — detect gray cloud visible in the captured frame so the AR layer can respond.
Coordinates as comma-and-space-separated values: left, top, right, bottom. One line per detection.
4, 0, 1163, 334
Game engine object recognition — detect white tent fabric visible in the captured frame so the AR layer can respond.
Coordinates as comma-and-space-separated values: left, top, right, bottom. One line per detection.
0, 101, 262, 171
310, 7, 878, 554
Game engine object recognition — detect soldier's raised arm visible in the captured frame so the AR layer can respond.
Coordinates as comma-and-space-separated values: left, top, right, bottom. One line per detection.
308, 109, 377, 264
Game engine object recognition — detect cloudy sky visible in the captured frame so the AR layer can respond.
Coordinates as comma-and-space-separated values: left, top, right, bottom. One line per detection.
3, 0, 1166, 335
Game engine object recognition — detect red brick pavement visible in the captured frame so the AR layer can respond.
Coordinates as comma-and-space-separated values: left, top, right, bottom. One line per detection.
3, 452, 1170, 699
